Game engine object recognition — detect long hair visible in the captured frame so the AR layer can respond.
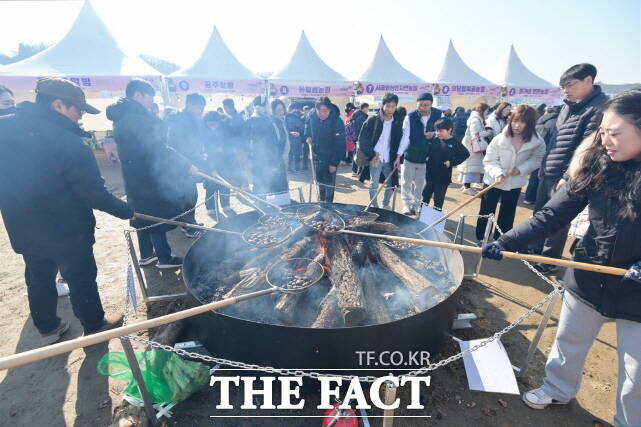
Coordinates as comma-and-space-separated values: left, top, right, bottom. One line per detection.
505, 105, 538, 142
569, 89, 641, 220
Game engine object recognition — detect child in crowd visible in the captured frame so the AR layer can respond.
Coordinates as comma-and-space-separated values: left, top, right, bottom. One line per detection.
422, 118, 470, 210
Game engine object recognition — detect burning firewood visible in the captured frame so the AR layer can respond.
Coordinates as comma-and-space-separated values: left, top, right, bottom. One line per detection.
359, 264, 392, 325
311, 283, 342, 328
373, 241, 442, 310
328, 238, 367, 326
274, 253, 325, 324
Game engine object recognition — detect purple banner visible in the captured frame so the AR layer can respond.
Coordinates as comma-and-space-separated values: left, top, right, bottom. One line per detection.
505, 86, 562, 101
270, 82, 353, 98
433, 83, 501, 97
167, 78, 265, 94
0, 75, 162, 92
356, 82, 433, 96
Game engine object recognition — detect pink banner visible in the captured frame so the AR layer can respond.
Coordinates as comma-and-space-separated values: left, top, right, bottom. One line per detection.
0, 75, 162, 92
269, 82, 353, 98
505, 86, 562, 101
166, 77, 265, 94
433, 83, 501, 97
356, 82, 433, 96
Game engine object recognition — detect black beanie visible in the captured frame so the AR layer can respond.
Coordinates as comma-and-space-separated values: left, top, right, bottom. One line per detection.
417, 92, 433, 102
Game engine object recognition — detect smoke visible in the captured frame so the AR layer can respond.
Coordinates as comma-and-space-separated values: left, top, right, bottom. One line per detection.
186, 205, 463, 329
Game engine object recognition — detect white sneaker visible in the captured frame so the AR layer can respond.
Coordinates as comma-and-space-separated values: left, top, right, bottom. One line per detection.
522, 387, 569, 410
56, 281, 70, 297
462, 188, 477, 196
382, 204, 392, 210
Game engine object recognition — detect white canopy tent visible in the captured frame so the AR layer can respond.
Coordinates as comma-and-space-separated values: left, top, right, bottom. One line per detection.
168, 26, 264, 95
356, 36, 430, 97
0, 1, 161, 92
0, 1, 163, 131
430, 41, 499, 109
269, 31, 352, 98
488, 45, 561, 105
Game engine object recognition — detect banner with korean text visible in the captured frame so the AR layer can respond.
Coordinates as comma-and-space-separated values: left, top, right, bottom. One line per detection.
0, 75, 162, 92
269, 82, 353, 98
433, 83, 501, 97
167, 78, 265, 94
356, 82, 433, 96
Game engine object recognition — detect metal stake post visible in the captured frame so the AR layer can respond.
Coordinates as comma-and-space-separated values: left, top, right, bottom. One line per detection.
119, 337, 159, 426
518, 290, 561, 376
124, 231, 187, 303
382, 380, 397, 427
391, 186, 398, 212
473, 213, 494, 277
454, 215, 466, 245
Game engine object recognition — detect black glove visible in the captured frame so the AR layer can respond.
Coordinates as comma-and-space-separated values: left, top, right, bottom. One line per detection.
624, 261, 641, 284
482, 241, 507, 260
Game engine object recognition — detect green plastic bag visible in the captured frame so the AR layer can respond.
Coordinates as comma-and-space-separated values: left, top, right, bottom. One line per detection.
97, 350, 210, 405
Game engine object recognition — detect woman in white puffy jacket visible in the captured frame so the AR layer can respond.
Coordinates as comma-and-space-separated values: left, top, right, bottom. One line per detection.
457, 102, 493, 195
475, 105, 545, 241
486, 102, 512, 136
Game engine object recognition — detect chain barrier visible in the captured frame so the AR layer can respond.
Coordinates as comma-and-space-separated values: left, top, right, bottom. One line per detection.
119, 212, 563, 383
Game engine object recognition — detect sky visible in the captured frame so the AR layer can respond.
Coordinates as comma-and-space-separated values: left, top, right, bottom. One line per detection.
0, 0, 639, 84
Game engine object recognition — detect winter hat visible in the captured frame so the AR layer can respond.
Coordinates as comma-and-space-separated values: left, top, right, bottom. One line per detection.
416, 92, 433, 102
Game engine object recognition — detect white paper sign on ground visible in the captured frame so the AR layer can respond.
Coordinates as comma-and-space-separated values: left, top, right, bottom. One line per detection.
459, 338, 520, 395
419, 205, 447, 233
266, 192, 291, 206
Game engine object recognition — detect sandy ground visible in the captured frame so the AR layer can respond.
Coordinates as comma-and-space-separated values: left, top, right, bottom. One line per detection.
0, 154, 618, 426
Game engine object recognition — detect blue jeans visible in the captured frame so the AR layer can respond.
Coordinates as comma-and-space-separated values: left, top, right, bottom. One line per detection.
369, 161, 394, 207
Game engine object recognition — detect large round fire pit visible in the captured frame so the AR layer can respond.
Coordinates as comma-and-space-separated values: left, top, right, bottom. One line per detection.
182, 203, 464, 373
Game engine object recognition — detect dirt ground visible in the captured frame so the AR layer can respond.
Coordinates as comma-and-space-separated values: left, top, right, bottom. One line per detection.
0, 154, 619, 427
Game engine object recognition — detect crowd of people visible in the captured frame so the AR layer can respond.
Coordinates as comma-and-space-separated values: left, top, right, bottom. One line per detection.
0, 59, 640, 425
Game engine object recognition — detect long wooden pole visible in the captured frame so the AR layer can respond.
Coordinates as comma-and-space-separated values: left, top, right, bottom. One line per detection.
196, 171, 281, 212
0, 288, 276, 371
339, 229, 628, 276
364, 165, 399, 210
420, 180, 501, 232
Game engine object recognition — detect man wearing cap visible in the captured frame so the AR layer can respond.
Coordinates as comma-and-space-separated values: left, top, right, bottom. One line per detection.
0, 78, 135, 346
400, 92, 442, 215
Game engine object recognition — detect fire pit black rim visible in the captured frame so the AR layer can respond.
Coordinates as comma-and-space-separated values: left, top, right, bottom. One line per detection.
182, 202, 463, 331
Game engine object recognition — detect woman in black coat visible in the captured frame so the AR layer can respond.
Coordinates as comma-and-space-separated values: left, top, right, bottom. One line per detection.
482, 90, 641, 426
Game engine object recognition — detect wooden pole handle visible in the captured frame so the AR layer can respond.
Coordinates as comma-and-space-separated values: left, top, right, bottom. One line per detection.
340, 229, 628, 276
0, 288, 276, 371
421, 180, 501, 232
364, 165, 399, 210
133, 213, 240, 236
196, 172, 280, 212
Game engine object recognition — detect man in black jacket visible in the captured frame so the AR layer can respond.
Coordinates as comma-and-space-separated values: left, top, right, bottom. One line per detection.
531, 64, 608, 273
304, 97, 345, 202
358, 93, 406, 209
524, 106, 561, 204
350, 103, 369, 176
107, 79, 198, 270
0, 78, 134, 345
285, 106, 305, 172
166, 93, 208, 236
